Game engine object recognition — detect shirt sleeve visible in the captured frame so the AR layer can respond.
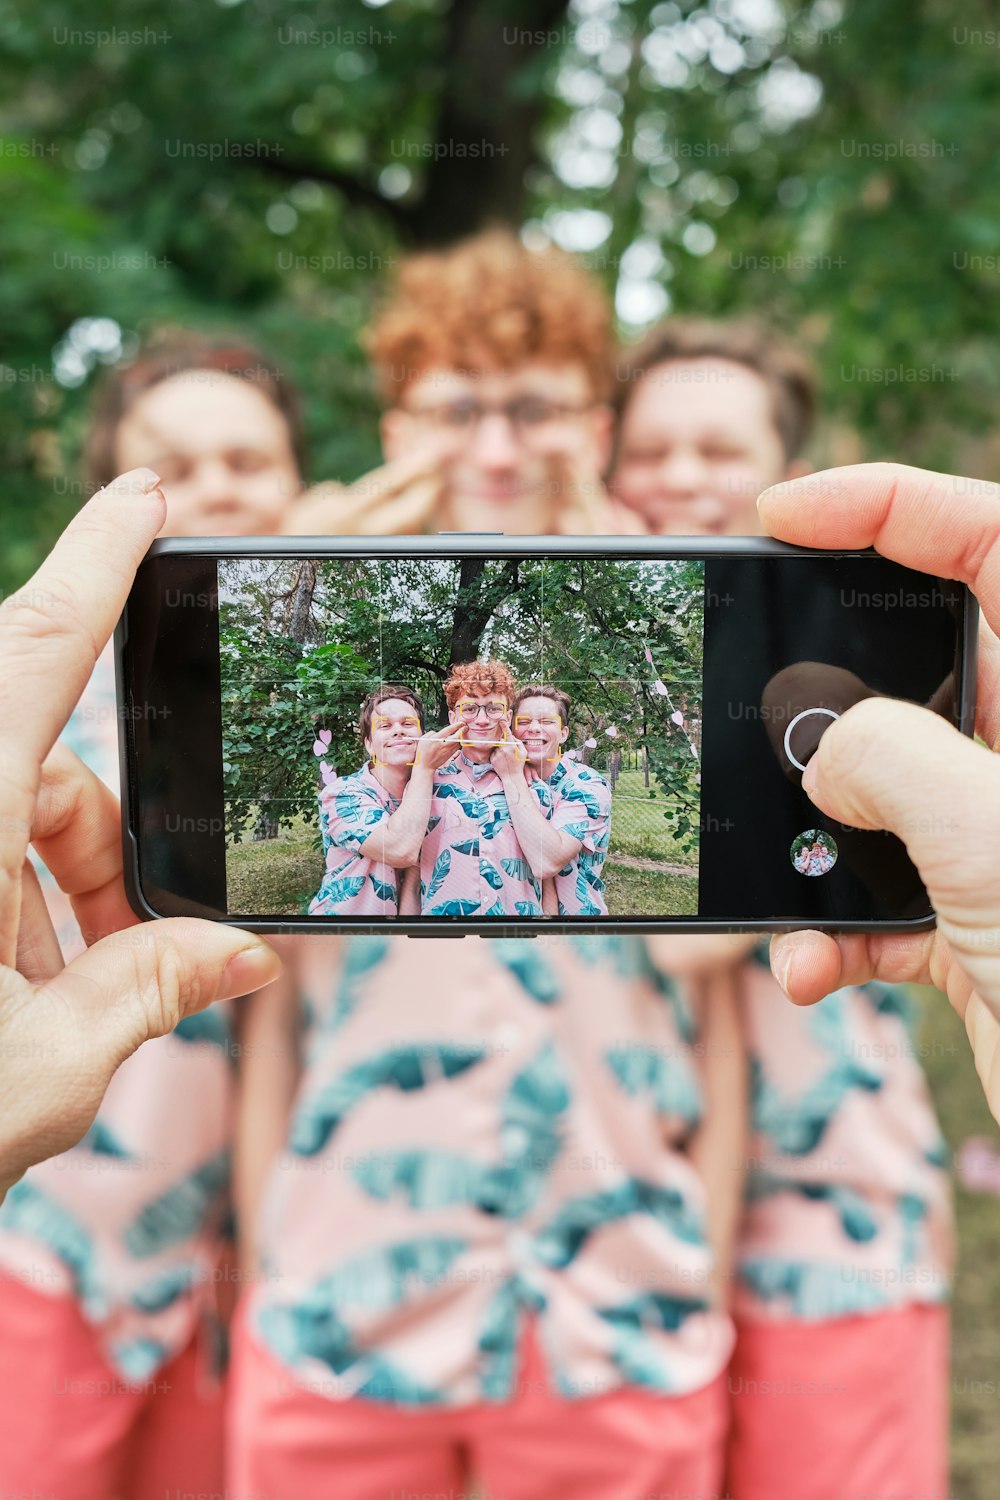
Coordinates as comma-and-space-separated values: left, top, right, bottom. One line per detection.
551, 769, 611, 851
320, 781, 391, 853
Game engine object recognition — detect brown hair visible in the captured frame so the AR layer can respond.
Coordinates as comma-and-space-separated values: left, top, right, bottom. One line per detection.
359, 685, 426, 746
511, 683, 572, 726
616, 318, 817, 460
366, 228, 615, 403
443, 659, 518, 711
86, 331, 308, 488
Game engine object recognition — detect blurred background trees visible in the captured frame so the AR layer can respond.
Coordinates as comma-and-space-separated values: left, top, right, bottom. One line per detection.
3, 0, 1000, 595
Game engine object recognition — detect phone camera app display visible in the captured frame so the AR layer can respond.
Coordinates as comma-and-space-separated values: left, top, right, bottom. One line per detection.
217, 556, 706, 922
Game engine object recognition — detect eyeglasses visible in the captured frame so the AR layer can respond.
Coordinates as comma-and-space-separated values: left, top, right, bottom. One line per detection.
402, 396, 593, 439
455, 700, 508, 721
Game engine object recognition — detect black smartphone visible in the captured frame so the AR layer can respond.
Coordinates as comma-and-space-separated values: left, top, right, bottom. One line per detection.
116, 536, 977, 936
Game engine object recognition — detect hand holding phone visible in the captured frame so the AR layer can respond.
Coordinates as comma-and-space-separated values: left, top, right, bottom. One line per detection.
0, 472, 282, 1195
117, 534, 976, 936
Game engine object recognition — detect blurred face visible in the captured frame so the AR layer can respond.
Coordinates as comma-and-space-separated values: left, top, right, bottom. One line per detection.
449, 692, 510, 759
611, 358, 791, 536
365, 698, 422, 769
513, 695, 568, 771
381, 361, 612, 534
114, 371, 302, 537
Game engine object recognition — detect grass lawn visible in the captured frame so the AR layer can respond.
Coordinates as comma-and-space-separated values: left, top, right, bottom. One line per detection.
226, 817, 322, 915
604, 861, 697, 917
608, 767, 697, 863
913, 986, 1000, 1500
227, 814, 696, 919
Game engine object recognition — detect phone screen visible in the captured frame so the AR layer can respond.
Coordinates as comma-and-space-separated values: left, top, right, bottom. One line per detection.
120, 543, 973, 932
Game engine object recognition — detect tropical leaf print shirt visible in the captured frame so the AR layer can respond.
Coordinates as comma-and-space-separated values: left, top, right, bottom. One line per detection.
247, 934, 733, 1406
419, 760, 554, 918
309, 762, 402, 917
735, 949, 954, 1322
0, 644, 235, 1380
547, 758, 612, 917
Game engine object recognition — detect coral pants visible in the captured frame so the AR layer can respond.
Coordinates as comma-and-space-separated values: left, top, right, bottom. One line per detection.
228, 1304, 728, 1500
0, 1276, 225, 1500
726, 1305, 950, 1500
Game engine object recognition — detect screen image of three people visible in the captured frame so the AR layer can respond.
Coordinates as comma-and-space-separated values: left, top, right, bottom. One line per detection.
308, 659, 612, 919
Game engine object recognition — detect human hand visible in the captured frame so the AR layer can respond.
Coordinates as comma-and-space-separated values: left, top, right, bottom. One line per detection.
758, 462, 1000, 1118
412, 722, 464, 772
490, 721, 529, 779
0, 470, 283, 1198
279, 439, 453, 537
544, 451, 648, 536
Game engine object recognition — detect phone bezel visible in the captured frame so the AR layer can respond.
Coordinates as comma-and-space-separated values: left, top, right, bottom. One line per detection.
116, 534, 979, 938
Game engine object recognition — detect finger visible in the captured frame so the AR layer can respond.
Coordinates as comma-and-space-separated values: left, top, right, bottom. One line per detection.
281, 469, 443, 537
16, 859, 64, 983
347, 442, 451, 509
798, 696, 1000, 1002
767, 929, 934, 1004
545, 452, 607, 535
277, 481, 348, 536
757, 462, 1000, 638
341, 474, 443, 537
963, 994, 1000, 1123
0, 471, 164, 966
0, 469, 164, 779
28, 743, 134, 948
45, 917, 283, 1071
801, 698, 1000, 898
978, 615, 1000, 750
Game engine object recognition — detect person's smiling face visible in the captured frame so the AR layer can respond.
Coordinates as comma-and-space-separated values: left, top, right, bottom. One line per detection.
450, 693, 510, 759
113, 370, 302, 537
365, 699, 423, 769
382, 361, 612, 534
512, 695, 568, 772
612, 357, 790, 536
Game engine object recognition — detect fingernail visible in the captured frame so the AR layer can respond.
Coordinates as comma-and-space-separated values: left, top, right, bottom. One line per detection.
801, 755, 820, 799
216, 943, 282, 1000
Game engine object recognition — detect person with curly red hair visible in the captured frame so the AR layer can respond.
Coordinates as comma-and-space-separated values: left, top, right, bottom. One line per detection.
282, 228, 645, 538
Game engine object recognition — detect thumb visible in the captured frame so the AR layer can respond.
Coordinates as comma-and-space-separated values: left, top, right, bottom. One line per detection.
964, 992, 1000, 1124
803, 696, 1000, 1001
45, 917, 282, 1067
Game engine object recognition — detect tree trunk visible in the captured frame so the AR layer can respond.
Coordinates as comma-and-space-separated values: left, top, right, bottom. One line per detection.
286, 561, 318, 644
409, 0, 572, 244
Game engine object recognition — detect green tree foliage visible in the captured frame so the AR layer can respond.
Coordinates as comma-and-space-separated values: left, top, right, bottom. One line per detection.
219, 555, 703, 847
3, 0, 999, 599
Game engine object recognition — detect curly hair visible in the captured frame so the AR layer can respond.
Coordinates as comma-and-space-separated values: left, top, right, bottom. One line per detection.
443, 658, 518, 711
366, 228, 615, 403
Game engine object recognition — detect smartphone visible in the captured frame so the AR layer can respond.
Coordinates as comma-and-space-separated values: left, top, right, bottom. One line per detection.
116, 537, 977, 936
